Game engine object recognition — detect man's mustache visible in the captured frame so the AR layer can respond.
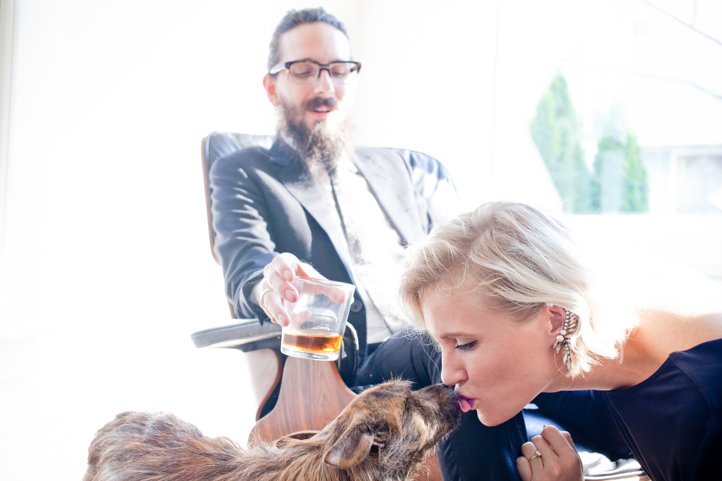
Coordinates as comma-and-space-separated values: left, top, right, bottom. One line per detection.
305, 97, 337, 111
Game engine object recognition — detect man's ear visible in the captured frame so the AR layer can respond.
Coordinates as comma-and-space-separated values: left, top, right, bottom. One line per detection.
263, 74, 281, 106
324, 428, 374, 469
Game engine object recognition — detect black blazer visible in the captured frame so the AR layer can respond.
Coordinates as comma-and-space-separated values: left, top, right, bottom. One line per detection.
209, 139, 456, 353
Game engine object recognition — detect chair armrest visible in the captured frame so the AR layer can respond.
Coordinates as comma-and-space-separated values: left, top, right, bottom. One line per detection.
191, 319, 281, 352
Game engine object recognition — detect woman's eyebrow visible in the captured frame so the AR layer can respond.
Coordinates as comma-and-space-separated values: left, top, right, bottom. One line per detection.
438, 331, 473, 339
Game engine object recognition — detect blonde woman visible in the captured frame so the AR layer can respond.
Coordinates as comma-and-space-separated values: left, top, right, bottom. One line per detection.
400, 201, 722, 481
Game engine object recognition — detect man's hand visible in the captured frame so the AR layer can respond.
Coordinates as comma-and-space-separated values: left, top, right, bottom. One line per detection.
254, 252, 323, 326
516, 425, 583, 481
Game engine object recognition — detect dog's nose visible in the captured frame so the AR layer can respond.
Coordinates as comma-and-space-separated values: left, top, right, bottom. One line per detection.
421, 383, 459, 406
437, 384, 457, 396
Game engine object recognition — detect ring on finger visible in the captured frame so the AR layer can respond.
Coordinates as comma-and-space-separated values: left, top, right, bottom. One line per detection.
529, 450, 542, 462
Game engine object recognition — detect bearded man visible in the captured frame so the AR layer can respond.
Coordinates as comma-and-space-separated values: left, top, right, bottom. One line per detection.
211, 7, 460, 365
209, 7, 532, 481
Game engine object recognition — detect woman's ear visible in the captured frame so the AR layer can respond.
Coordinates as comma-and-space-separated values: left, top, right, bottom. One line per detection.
263, 74, 281, 106
545, 304, 566, 336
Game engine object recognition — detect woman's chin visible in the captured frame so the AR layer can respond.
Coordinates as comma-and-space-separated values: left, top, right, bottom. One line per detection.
475, 409, 509, 427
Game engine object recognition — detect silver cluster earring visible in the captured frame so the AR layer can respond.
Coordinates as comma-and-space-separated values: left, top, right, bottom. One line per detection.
553, 309, 579, 371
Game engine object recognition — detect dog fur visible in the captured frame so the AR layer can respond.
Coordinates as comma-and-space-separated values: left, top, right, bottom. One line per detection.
83, 380, 461, 481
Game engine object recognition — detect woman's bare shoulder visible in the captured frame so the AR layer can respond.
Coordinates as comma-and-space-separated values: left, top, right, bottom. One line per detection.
636, 308, 722, 357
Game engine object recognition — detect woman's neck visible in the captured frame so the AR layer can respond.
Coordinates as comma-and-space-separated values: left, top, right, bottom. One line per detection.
551, 309, 722, 391
548, 348, 650, 392
564, 335, 657, 390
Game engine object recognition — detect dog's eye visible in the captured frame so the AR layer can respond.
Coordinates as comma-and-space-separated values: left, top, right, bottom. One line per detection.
370, 428, 388, 447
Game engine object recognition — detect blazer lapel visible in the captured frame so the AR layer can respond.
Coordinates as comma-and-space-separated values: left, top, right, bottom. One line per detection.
269, 141, 356, 276
354, 150, 423, 246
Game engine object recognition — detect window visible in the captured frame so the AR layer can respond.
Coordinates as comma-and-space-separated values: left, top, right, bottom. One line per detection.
356, 0, 722, 284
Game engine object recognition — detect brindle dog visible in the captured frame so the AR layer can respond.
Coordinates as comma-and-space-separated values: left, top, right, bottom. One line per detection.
83, 380, 461, 481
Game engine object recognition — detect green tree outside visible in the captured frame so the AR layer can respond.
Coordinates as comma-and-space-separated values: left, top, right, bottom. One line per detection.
622, 133, 648, 212
593, 127, 648, 213
530, 74, 593, 212
531, 74, 648, 213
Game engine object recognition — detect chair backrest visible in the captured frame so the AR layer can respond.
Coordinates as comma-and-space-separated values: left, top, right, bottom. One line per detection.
199, 132, 283, 418
201, 132, 274, 264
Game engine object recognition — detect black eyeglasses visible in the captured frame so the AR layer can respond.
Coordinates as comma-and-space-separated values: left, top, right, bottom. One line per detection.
269, 59, 362, 85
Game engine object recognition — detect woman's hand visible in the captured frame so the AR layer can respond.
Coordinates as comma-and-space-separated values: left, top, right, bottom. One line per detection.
516, 425, 583, 481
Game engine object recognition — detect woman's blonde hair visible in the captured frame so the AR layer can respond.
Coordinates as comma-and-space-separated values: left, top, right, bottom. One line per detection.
400, 201, 630, 377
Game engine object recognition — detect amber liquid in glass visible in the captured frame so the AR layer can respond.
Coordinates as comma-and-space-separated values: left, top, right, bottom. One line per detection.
282, 332, 343, 355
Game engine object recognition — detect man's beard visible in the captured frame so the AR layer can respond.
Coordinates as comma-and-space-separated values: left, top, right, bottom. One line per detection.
278, 97, 354, 178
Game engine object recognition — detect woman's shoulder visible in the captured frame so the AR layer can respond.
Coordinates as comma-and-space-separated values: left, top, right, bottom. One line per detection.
609, 336, 722, 399
635, 309, 722, 359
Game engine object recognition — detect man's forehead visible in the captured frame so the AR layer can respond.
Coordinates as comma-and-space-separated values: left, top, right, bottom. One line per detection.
278, 22, 352, 62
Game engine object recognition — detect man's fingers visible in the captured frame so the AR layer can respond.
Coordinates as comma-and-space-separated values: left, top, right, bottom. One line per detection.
258, 288, 288, 326
264, 257, 300, 303
260, 252, 329, 324
260, 253, 340, 326
260, 254, 303, 325
262, 265, 283, 291
277, 252, 321, 281
301, 265, 322, 278
269, 253, 296, 282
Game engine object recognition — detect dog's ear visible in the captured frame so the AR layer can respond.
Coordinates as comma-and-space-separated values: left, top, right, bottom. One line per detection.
324, 428, 374, 469
274, 430, 317, 449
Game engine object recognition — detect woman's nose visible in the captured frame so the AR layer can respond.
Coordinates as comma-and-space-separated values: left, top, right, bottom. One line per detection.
440, 352, 466, 387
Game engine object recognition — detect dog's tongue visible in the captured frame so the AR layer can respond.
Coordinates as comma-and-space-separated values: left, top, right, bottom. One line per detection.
457, 396, 473, 413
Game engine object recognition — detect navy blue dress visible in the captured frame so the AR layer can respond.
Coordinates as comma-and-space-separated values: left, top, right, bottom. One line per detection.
601, 338, 722, 481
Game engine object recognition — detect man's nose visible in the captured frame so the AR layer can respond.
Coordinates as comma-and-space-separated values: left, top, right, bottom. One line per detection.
313, 68, 336, 95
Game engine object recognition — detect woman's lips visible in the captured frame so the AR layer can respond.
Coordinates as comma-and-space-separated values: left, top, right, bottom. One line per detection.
456, 394, 475, 413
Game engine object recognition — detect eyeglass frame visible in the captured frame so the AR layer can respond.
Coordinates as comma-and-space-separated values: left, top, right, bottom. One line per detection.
268, 59, 362, 84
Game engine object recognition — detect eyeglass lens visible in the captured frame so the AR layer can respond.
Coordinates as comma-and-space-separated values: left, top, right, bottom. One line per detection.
288, 61, 359, 83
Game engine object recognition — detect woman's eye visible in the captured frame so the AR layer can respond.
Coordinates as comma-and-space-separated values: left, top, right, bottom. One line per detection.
455, 340, 477, 351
